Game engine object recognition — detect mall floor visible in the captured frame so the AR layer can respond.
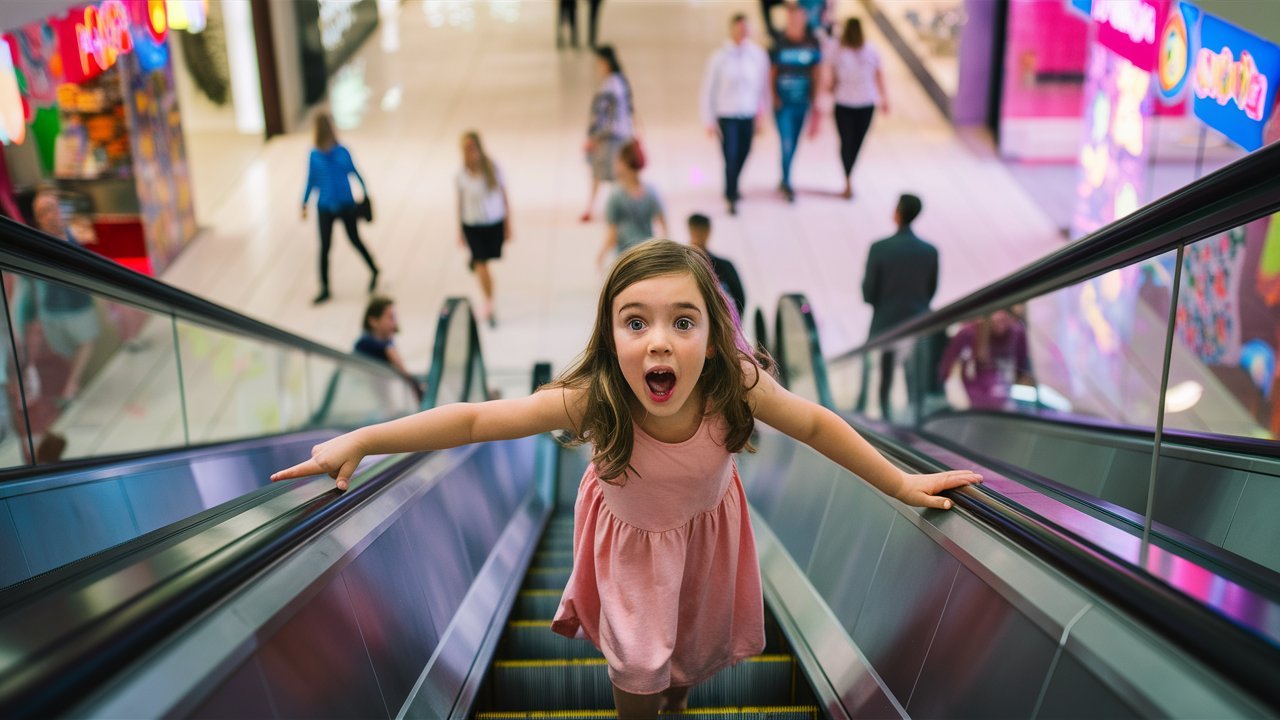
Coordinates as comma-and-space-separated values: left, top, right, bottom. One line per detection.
164, 0, 1065, 398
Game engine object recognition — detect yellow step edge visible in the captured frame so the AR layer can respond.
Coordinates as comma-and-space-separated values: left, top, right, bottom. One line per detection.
494, 655, 793, 669
518, 590, 562, 597
509, 620, 553, 628
475, 707, 817, 719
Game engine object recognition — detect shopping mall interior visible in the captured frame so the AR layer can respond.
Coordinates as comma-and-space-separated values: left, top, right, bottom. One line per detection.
0, 0, 1276, 717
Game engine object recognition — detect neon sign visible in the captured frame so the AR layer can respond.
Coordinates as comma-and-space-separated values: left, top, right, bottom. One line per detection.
0, 42, 26, 145
1091, 0, 1168, 71
1194, 47, 1269, 121
56, 1, 169, 83
1191, 13, 1280, 152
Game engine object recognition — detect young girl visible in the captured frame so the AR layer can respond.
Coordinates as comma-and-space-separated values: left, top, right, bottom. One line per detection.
597, 140, 667, 269
456, 131, 512, 327
272, 240, 979, 717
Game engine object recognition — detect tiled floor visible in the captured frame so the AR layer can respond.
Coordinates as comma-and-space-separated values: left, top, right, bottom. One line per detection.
163, 0, 1064, 398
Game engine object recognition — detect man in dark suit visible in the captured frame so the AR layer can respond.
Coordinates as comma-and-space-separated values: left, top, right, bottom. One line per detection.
689, 213, 746, 322
859, 193, 937, 420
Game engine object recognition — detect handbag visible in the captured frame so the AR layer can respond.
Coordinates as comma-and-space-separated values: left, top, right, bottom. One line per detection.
356, 196, 373, 223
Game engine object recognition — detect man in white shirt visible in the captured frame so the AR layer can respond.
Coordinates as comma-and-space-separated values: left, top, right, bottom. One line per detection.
700, 13, 771, 216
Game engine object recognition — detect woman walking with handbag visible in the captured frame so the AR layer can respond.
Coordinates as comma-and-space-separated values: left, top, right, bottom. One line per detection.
301, 112, 380, 304
457, 131, 511, 328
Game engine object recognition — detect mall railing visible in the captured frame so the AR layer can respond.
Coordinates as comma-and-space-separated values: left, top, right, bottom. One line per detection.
0, 294, 499, 717
0, 217, 420, 474
769, 289, 1280, 713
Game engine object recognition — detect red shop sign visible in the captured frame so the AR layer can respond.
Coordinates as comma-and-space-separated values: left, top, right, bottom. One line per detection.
54, 1, 167, 83
1091, 0, 1169, 72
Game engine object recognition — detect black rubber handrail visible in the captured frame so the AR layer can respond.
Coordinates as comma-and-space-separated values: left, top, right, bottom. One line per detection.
771, 295, 1280, 711
773, 294, 834, 409
423, 296, 487, 408
833, 141, 1280, 358
0, 216, 396, 376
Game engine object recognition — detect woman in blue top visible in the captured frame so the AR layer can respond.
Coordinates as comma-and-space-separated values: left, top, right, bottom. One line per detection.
301, 113, 380, 304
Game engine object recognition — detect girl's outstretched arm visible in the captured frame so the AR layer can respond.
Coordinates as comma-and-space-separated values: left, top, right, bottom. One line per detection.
747, 367, 979, 509
272, 386, 585, 490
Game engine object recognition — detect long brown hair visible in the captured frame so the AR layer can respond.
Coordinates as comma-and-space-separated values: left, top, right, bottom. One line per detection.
462, 130, 498, 190
314, 112, 337, 151
548, 240, 770, 483
841, 18, 865, 50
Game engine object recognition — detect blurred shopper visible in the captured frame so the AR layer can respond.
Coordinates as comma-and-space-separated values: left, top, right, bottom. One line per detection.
585, 0, 604, 48
937, 309, 1033, 411
597, 140, 667, 268
797, 0, 833, 36
829, 18, 887, 200
700, 13, 771, 216
770, 5, 822, 203
301, 113, 380, 305
356, 296, 424, 401
581, 45, 634, 223
759, 0, 784, 41
688, 213, 746, 321
858, 194, 937, 419
456, 131, 511, 328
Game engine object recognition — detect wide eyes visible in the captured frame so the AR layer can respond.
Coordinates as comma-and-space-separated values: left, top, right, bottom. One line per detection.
624, 317, 695, 332
627, 318, 646, 331
675, 318, 694, 331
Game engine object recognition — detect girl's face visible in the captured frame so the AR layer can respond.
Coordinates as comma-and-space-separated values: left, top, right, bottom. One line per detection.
461, 137, 480, 165
595, 56, 611, 79
611, 272, 713, 423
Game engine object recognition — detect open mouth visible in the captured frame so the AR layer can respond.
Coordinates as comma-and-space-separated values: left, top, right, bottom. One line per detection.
644, 368, 676, 402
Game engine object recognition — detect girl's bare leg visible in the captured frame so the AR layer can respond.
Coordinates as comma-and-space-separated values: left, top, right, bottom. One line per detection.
612, 683, 661, 720
474, 261, 494, 318
581, 179, 600, 221
658, 684, 691, 711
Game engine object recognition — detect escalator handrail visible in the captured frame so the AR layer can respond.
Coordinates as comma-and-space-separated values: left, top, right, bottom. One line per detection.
770, 298, 1280, 712
772, 294, 834, 409
832, 141, 1280, 360
0, 451, 423, 719
0, 216, 398, 377
423, 296, 488, 408
848, 418, 1280, 713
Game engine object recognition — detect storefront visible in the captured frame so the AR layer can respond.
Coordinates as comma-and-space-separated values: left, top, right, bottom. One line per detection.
1, 0, 197, 275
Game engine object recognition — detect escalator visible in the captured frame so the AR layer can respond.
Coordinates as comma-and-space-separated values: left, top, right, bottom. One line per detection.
0, 146, 1278, 719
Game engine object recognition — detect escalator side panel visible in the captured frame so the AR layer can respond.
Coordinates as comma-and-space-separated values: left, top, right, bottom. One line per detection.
739, 428, 1266, 719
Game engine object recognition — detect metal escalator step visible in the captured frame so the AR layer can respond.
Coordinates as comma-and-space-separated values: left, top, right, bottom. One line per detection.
474, 707, 819, 719
522, 568, 572, 590
486, 656, 796, 710
514, 591, 563, 619
534, 550, 574, 565
539, 537, 575, 552
500, 621, 603, 659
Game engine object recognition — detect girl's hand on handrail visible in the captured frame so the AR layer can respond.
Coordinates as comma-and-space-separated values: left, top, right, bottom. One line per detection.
894, 470, 982, 511
271, 431, 369, 491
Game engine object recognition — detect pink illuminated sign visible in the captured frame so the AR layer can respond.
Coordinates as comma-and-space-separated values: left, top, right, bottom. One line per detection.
1091, 0, 1168, 71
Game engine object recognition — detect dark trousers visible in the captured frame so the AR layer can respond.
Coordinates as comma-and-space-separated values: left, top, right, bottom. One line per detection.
718, 117, 754, 202
556, 0, 577, 46
834, 104, 875, 177
586, 0, 602, 47
318, 206, 378, 290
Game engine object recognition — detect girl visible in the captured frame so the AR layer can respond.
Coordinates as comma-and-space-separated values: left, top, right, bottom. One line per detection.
272, 240, 979, 718
301, 113, 380, 304
829, 18, 888, 199
581, 45, 634, 223
597, 140, 667, 269
456, 131, 512, 328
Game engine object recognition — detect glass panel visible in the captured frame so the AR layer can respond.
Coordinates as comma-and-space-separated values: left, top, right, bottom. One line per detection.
1163, 220, 1278, 440
831, 353, 863, 413
435, 303, 473, 406
309, 353, 414, 428
0, 273, 32, 468
777, 299, 818, 404
7, 272, 185, 462
176, 321, 297, 443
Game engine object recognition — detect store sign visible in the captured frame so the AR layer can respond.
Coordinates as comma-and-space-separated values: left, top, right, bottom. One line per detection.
1192, 13, 1280, 151
1091, 0, 1168, 71
56, 1, 168, 83
0, 43, 26, 145
1156, 1, 1198, 101
167, 0, 208, 33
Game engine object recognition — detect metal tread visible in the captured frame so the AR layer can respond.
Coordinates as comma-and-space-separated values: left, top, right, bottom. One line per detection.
474, 706, 820, 719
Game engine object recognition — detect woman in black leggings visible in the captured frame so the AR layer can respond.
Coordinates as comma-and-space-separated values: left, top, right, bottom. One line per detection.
829, 18, 888, 199
301, 113, 379, 304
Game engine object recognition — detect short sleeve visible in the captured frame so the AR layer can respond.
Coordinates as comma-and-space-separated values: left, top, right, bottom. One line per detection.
869, 45, 881, 70
647, 186, 664, 216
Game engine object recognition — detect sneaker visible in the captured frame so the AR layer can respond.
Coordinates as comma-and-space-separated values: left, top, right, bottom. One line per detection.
728, 200, 738, 216
313, 290, 331, 304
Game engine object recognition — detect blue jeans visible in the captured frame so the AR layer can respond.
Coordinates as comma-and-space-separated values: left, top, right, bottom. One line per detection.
774, 103, 809, 188
718, 117, 754, 201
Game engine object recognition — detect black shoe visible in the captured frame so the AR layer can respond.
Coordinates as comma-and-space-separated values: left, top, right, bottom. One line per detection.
487, 315, 497, 329
728, 200, 737, 216
313, 290, 331, 304
782, 186, 795, 203
369, 270, 379, 292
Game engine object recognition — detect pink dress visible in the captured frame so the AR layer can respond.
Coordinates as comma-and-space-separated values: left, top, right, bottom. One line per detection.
551, 414, 765, 695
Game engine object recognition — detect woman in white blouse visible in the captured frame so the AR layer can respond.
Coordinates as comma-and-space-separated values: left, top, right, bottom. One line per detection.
829, 18, 888, 199
457, 131, 511, 328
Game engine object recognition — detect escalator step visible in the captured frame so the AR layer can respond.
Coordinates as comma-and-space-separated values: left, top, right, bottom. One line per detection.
523, 568, 572, 590
500, 621, 603, 659
534, 550, 575, 565
475, 707, 819, 719
539, 537, 575, 552
486, 656, 796, 710
513, 591, 564, 619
